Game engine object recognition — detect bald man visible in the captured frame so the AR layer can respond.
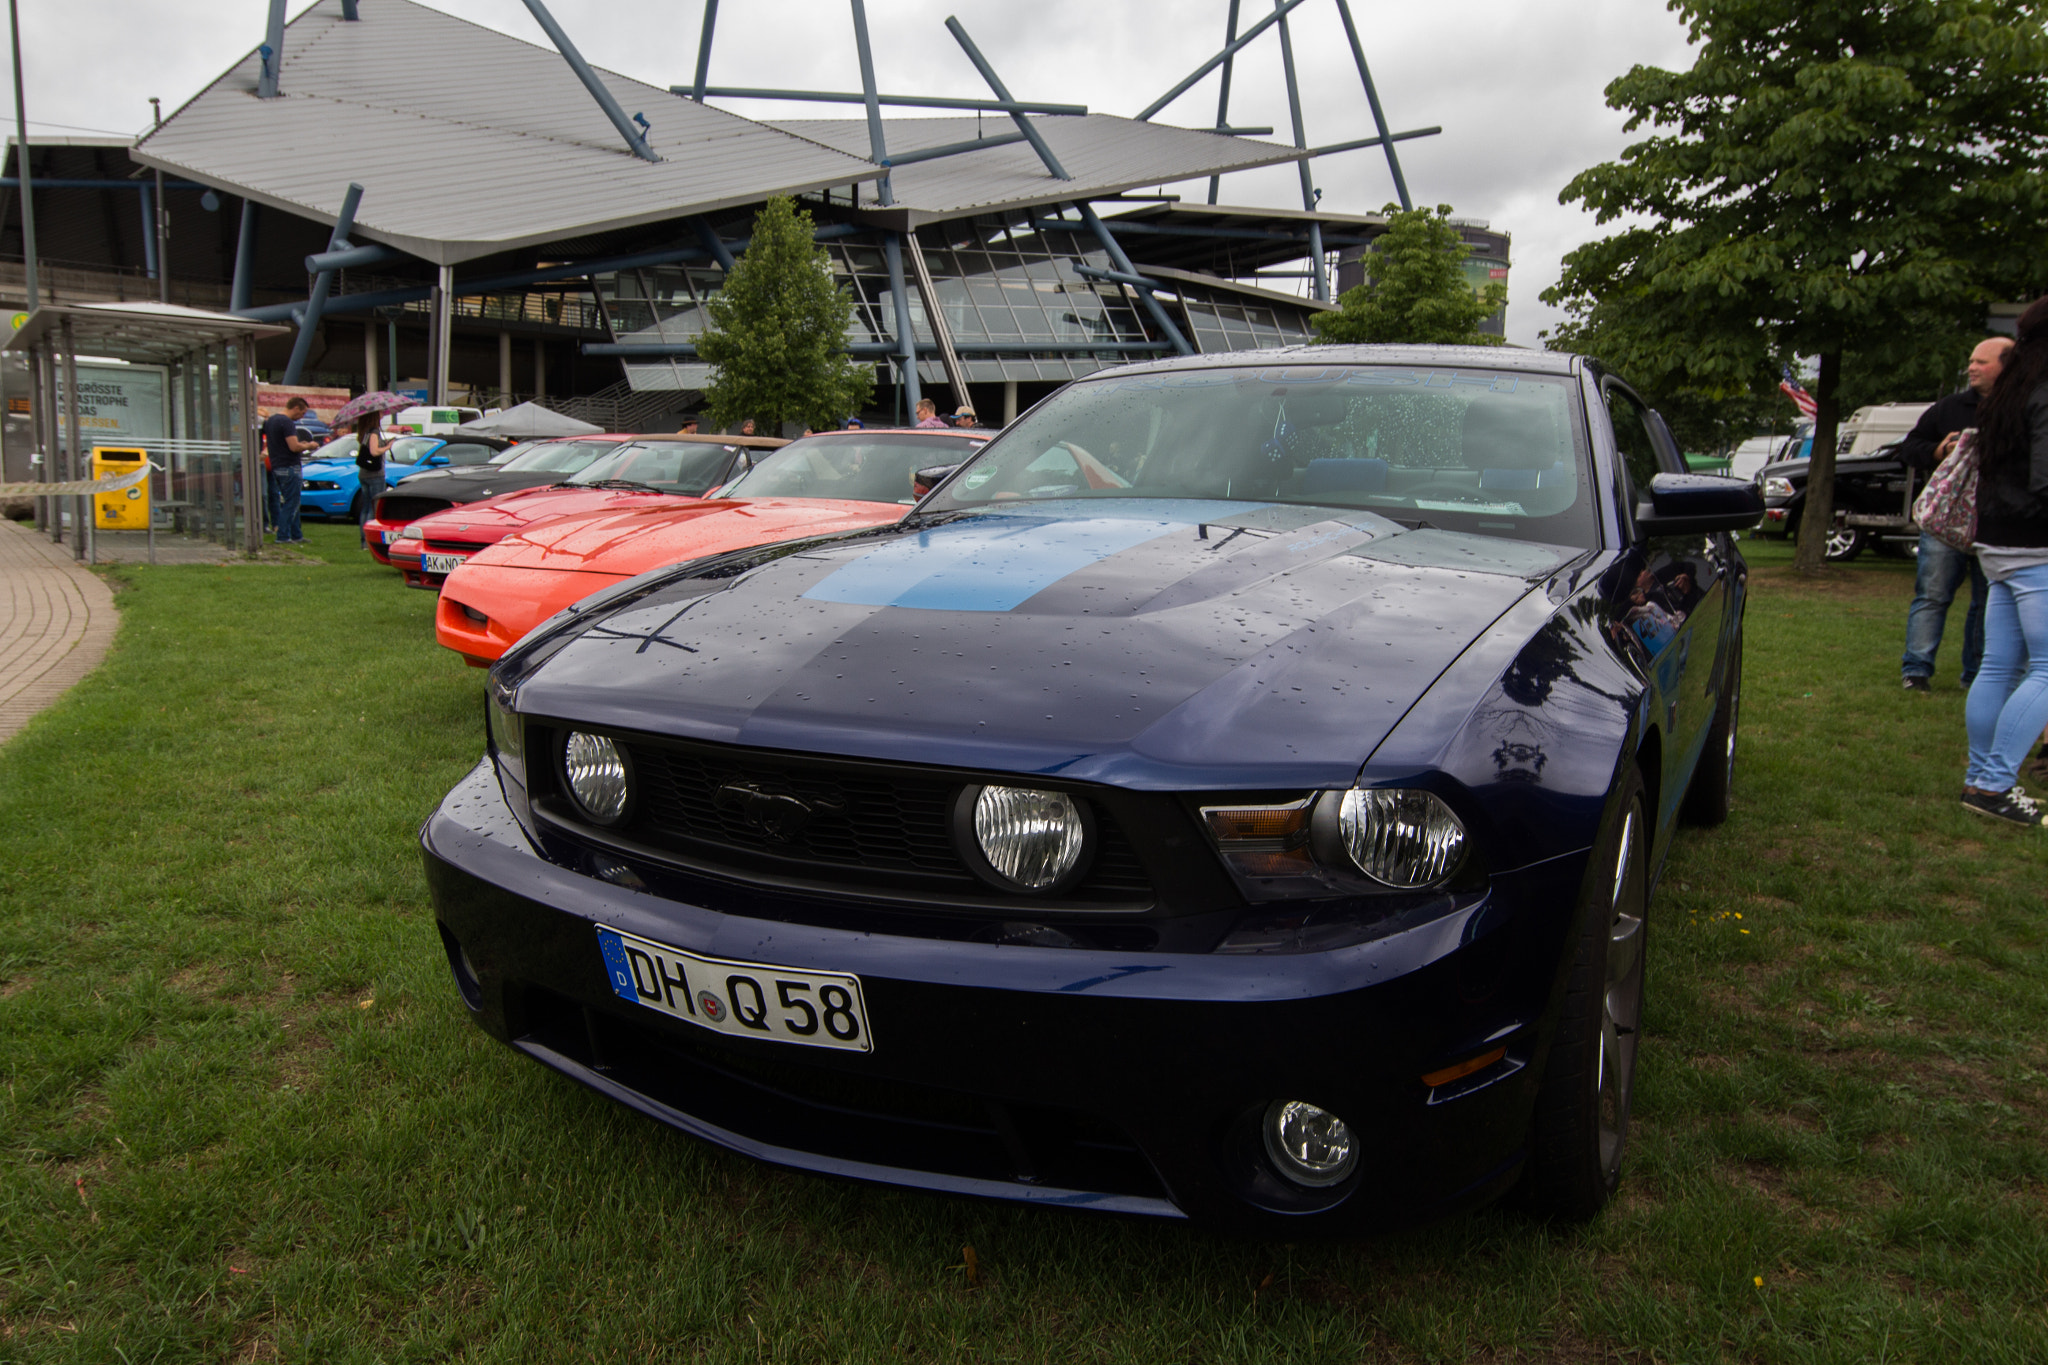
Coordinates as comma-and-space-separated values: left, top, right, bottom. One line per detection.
1900, 335, 2013, 692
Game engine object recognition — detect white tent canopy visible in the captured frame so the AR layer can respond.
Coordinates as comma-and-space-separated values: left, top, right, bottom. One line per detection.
453, 402, 604, 440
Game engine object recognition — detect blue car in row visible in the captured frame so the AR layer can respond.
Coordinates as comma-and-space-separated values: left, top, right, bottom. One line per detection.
300, 434, 511, 520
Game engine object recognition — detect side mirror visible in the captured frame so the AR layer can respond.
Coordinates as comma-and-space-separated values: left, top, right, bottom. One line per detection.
912, 463, 962, 498
1635, 472, 1765, 535
427, 454, 450, 467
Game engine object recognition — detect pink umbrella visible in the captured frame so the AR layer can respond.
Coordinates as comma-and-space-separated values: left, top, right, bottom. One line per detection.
332, 390, 417, 426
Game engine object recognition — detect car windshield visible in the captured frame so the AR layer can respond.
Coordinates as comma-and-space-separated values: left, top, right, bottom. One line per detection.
388, 436, 445, 465
719, 433, 983, 504
435, 441, 502, 467
926, 365, 1597, 547
565, 440, 738, 495
308, 434, 359, 463
497, 439, 620, 474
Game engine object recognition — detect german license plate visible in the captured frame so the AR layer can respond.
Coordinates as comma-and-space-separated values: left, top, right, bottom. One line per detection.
595, 926, 872, 1053
422, 552, 466, 574
383, 529, 403, 545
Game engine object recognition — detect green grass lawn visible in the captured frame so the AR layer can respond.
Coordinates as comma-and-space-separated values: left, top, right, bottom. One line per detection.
3, 523, 2045, 1363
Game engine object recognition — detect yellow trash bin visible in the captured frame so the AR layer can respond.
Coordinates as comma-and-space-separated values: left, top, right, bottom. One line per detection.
92, 447, 151, 530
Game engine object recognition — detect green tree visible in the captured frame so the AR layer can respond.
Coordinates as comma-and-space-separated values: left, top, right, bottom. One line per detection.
1543, 0, 2048, 571
1313, 204, 1507, 346
698, 196, 873, 433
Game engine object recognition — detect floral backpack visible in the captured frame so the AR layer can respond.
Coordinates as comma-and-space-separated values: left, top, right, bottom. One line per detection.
1912, 427, 1979, 551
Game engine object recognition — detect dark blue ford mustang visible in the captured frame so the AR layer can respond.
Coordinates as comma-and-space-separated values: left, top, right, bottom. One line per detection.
423, 346, 1762, 1233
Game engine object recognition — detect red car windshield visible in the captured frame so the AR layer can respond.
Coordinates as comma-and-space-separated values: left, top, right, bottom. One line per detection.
718, 433, 983, 505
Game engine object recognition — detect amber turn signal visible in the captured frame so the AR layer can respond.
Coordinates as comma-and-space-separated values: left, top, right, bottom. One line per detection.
1420, 1046, 1507, 1089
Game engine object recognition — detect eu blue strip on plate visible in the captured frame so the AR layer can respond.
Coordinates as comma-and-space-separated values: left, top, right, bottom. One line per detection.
596, 928, 638, 1002
803, 514, 1178, 612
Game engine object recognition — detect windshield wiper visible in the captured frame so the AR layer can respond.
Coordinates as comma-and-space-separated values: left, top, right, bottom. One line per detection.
572, 479, 666, 493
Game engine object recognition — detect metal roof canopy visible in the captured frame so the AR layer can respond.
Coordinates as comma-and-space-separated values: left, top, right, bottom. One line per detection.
5, 301, 290, 362
1100, 201, 1391, 276
128, 0, 886, 266
774, 116, 1303, 230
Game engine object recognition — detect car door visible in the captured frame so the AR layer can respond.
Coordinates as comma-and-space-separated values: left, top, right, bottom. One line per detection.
1603, 382, 1727, 823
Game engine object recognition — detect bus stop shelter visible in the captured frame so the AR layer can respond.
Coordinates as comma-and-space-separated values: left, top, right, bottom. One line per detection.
5, 302, 291, 561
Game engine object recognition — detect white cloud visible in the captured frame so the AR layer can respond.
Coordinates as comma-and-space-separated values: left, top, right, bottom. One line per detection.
6, 0, 1695, 345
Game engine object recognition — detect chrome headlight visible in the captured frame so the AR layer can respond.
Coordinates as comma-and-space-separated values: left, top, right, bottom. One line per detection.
486, 686, 524, 785
562, 731, 631, 825
1336, 788, 1466, 888
1761, 476, 1795, 499
957, 784, 1092, 893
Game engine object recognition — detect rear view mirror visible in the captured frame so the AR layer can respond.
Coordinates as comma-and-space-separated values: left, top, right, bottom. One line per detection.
912, 464, 961, 498
1634, 472, 1764, 535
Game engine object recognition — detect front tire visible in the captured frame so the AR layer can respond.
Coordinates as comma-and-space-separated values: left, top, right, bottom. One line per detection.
1517, 768, 1648, 1220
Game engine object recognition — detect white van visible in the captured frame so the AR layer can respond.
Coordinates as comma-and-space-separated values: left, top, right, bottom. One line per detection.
1836, 402, 1931, 456
388, 404, 484, 435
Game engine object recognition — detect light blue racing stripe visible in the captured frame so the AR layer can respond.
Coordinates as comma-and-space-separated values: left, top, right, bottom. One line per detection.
803, 512, 1186, 611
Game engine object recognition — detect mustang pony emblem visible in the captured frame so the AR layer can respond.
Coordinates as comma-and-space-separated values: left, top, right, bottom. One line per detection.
714, 780, 841, 841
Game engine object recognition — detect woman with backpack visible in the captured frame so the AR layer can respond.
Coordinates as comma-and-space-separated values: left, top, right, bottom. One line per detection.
1962, 295, 2048, 827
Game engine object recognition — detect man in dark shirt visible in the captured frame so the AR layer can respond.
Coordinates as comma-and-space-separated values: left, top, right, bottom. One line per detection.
1899, 337, 2012, 691
263, 397, 314, 544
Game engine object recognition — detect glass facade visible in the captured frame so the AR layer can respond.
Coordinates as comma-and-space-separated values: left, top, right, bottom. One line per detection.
589, 213, 1178, 394
1174, 281, 1319, 354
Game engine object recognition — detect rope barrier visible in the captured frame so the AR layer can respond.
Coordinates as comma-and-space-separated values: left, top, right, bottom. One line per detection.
0, 465, 155, 498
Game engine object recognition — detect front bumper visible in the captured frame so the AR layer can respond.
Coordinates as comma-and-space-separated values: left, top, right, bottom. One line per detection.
424, 759, 1588, 1232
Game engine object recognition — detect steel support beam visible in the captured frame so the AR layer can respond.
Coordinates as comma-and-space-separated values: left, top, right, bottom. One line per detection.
10, 0, 38, 307
904, 233, 970, 406
259, 0, 286, 99
341, 0, 359, 18
305, 242, 407, 273
282, 182, 361, 385
693, 219, 736, 270
1208, 0, 1241, 205
689, 0, 719, 101
944, 18, 1070, 180
432, 265, 454, 404
882, 233, 919, 411
882, 132, 1027, 168
238, 335, 262, 554
1138, 0, 1313, 121
520, 0, 658, 161
679, 86, 1086, 116
849, 0, 891, 205
1273, 0, 1326, 302
139, 182, 157, 280
1334, 0, 1412, 210
1073, 202, 1192, 356
60, 316, 81, 560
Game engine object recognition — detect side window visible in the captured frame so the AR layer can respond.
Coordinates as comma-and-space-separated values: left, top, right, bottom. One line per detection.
1604, 385, 1662, 499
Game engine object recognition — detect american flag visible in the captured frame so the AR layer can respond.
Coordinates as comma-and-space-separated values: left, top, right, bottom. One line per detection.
1780, 366, 1817, 420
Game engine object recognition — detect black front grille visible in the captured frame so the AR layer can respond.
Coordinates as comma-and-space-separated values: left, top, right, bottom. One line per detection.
378, 495, 452, 523
424, 538, 492, 553
547, 730, 1155, 904
515, 985, 1168, 1203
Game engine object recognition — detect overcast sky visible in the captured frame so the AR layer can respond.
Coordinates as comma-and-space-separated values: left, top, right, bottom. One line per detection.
5, 0, 1697, 346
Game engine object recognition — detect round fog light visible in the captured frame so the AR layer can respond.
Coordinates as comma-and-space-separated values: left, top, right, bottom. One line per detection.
563, 731, 630, 824
966, 784, 1089, 892
1262, 1099, 1358, 1187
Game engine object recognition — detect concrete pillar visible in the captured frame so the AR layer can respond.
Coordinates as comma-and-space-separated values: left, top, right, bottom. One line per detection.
1003, 380, 1018, 426
499, 331, 512, 404
432, 264, 454, 404
533, 337, 546, 400
363, 323, 378, 395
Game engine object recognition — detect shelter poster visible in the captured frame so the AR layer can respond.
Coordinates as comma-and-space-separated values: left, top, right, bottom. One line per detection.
55, 364, 168, 450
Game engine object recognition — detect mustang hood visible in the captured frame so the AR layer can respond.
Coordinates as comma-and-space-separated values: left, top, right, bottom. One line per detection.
513, 501, 1574, 790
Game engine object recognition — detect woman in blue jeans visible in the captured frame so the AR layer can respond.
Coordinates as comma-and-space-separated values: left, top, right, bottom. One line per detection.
1963, 295, 2048, 827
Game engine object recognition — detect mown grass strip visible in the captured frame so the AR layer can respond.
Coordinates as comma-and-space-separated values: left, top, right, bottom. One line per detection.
2, 526, 2044, 1363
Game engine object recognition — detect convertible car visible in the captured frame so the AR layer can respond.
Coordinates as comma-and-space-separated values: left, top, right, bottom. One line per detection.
435, 428, 982, 664
423, 346, 1761, 1233
387, 434, 789, 589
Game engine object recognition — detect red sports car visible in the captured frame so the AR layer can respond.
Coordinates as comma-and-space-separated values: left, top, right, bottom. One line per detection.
362, 434, 629, 566
386, 434, 788, 588
437, 429, 982, 665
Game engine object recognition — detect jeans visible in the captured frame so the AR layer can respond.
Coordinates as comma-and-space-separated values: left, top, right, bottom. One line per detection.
264, 468, 282, 533
1902, 533, 1987, 683
274, 465, 303, 543
1964, 562, 2048, 792
358, 468, 384, 546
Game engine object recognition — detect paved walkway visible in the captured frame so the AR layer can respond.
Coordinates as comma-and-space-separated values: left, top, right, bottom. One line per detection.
0, 518, 120, 745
